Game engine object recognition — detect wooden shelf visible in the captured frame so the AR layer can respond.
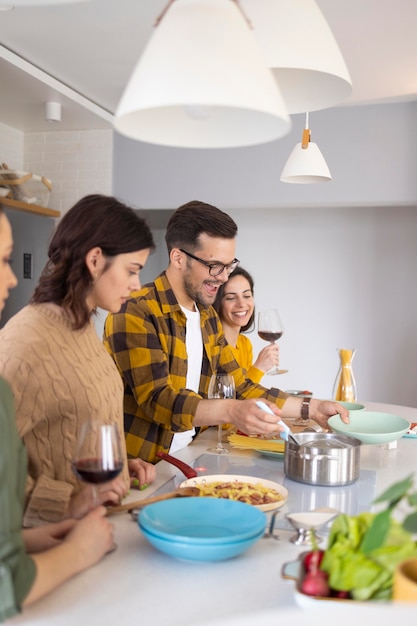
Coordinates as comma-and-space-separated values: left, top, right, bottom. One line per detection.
0, 196, 60, 217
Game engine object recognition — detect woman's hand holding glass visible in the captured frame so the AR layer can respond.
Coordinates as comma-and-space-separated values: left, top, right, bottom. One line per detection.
258, 308, 288, 375
70, 421, 126, 517
253, 342, 280, 375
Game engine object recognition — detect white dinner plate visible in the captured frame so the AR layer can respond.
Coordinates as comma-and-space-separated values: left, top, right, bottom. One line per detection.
179, 473, 288, 512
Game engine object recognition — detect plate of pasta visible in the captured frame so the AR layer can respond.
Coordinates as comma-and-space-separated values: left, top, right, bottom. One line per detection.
179, 474, 288, 512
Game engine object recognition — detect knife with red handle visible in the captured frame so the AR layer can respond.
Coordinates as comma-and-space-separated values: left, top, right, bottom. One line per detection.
156, 451, 198, 478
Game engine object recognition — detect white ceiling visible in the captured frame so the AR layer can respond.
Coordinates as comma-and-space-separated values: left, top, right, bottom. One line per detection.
0, 0, 417, 133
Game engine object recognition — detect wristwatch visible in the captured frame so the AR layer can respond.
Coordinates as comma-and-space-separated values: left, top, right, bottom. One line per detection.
300, 396, 311, 422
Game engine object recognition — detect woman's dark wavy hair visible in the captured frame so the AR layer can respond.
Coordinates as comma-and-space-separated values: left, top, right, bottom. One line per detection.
213, 266, 255, 333
165, 200, 237, 253
31, 194, 155, 329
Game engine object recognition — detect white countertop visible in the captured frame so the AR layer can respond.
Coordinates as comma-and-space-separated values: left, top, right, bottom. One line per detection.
10, 402, 417, 626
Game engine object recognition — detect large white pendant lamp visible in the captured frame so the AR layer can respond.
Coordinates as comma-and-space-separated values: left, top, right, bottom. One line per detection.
241, 0, 352, 114
0, 0, 90, 5
280, 113, 331, 184
113, 0, 291, 149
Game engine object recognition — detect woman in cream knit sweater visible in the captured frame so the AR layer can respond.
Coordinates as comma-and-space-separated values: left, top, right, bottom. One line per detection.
0, 202, 115, 620
0, 194, 156, 527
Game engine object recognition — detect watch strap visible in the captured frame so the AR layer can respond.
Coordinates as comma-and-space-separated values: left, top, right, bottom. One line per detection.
300, 396, 311, 422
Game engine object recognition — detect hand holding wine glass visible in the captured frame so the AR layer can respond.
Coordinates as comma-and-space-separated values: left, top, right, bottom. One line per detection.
258, 308, 288, 375
207, 374, 235, 454
72, 421, 124, 510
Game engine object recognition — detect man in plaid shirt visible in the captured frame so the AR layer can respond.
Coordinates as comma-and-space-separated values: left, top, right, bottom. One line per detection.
104, 201, 348, 463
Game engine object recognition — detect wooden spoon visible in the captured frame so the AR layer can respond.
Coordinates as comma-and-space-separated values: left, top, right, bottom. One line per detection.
105, 486, 200, 516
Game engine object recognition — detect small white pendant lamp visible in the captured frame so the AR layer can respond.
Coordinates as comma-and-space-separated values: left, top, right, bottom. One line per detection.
113, 0, 291, 149
280, 113, 331, 184
241, 0, 352, 114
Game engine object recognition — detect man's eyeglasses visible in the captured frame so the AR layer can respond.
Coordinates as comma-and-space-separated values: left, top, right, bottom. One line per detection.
179, 249, 240, 277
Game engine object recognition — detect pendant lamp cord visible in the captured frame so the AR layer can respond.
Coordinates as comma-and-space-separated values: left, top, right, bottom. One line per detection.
302, 112, 311, 149
155, 0, 253, 29
154, 0, 175, 26
233, 0, 253, 28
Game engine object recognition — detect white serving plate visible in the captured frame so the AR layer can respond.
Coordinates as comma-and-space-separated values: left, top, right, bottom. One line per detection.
179, 473, 288, 512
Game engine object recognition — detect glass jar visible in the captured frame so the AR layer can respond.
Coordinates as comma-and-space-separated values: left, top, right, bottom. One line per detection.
333, 348, 357, 402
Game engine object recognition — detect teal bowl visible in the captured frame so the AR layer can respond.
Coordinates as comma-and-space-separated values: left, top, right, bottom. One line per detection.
328, 411, 409, 444
140, 526, 265, 561
138, 497, 266, 544
338, 401, 366, 411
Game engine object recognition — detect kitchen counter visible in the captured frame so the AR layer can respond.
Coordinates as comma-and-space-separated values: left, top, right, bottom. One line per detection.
9, 401, 417, 626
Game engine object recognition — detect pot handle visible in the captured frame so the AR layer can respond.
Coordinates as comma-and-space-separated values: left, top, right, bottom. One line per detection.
156, 451, 198, 478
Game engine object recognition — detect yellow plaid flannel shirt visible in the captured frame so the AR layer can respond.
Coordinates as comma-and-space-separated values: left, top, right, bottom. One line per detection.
103, 272, 288, 463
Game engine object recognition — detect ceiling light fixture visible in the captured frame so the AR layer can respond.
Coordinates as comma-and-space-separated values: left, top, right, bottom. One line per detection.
113, 0, 291, 149
241, 0, 352, 114
0, 1, 91, 5
280, 113, 332, 184
45, 101, 62, 123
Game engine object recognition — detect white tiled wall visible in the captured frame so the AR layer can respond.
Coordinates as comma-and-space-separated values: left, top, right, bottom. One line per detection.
0, 123, 24, 170
0, 124, 113, 214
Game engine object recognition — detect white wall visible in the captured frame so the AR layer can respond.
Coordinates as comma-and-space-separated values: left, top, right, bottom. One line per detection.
0, 125, 113, 326
113, 102, 417, 408
0, 122, 24, 168
0, 125, 113, 213
24, 129, 113, 214
230, 205, 417, 405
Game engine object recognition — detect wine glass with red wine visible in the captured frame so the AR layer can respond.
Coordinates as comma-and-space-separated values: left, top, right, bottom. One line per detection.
72, 421, 124, 507
258, 309, 287, 375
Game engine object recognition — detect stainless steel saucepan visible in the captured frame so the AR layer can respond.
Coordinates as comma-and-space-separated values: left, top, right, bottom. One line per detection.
284, 432, 361, 486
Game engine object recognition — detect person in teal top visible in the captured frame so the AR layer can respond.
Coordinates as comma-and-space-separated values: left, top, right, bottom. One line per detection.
0, 203, 115, 622
213, 266, 279, 383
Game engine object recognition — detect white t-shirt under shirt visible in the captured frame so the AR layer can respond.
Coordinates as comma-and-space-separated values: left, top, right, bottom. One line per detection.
169, 305, 203, 454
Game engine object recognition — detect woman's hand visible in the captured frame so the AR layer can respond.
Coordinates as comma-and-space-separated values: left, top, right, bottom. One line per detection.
253, 343, 279, 374
64, 506, 116, 566
128, 458, 157, 490
66, 475, 128, 519
23, 519, 76, 553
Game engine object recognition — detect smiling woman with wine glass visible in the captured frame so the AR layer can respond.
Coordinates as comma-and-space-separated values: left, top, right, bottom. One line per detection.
213, 267, 279, 383
0, 195, 156, 526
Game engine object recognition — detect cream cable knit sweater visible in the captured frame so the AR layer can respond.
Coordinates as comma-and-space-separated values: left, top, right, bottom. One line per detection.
0, 304, 129, 527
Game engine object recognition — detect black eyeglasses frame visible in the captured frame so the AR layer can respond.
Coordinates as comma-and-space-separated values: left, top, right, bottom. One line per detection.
179, 248, 240, 277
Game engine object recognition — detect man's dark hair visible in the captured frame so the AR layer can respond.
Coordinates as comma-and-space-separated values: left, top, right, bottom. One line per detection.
165, 200, 238, 253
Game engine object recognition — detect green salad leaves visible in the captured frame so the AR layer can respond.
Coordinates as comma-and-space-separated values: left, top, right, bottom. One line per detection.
320, 474, 417, 600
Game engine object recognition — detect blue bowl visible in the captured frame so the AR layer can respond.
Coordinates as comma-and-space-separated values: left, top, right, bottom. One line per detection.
138, 497, 266, 544
140, 525, 265, 561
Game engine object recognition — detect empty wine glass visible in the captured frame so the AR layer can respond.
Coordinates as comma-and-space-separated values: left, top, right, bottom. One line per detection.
207, 374, 235, 454
72, 421, 124, 507
258, 308, 288, 375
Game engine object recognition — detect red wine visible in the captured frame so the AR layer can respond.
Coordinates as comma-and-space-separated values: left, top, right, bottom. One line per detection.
73, 459, 123, 484
258, 331, 283, 342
